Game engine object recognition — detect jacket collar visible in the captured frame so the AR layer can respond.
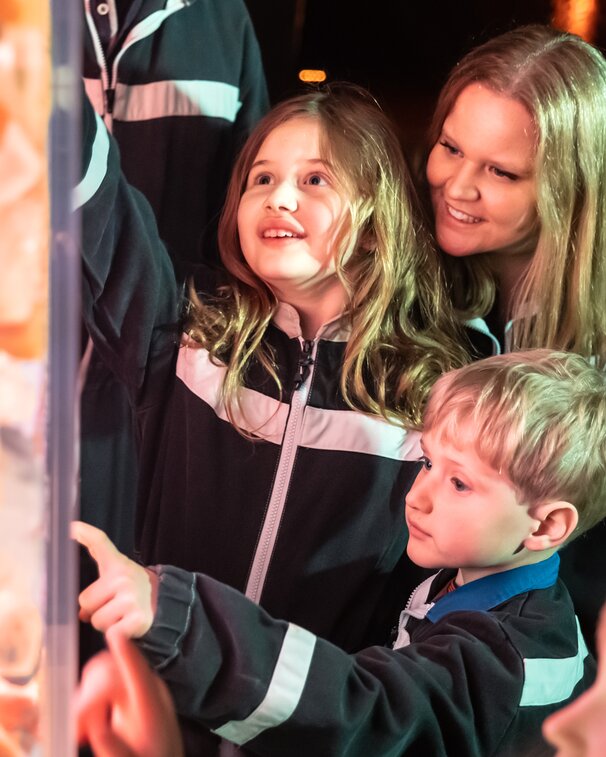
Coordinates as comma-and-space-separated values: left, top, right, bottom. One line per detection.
272, 302, 351, 342
427, 553, 560, 622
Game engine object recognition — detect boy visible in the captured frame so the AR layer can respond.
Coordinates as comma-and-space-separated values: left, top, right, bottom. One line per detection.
75, 349, 605, 757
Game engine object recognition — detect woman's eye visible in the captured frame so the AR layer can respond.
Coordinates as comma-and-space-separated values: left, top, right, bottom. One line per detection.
418, 455, 432, 470
255, 173, 272, 185
451, 477, 469, 492
439, 140, 460, 156
491, 166, 518, 181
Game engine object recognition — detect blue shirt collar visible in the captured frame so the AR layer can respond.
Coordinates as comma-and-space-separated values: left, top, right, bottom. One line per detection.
427, 554, 560, 623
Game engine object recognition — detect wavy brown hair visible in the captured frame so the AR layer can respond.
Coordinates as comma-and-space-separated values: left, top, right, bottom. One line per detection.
428, 24, 606, 366
187, 84, 468, 432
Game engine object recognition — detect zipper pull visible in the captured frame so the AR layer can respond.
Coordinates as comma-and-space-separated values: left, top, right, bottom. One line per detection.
293, 339, 314, 390
104, 87, 115, 115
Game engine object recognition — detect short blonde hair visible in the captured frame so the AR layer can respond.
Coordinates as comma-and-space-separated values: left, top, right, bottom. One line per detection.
423, 350, 606, 539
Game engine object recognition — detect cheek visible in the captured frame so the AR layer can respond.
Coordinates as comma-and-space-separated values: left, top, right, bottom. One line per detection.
493, 189, 537, 230
425, 148, 443, 190
236, 203, 254, 257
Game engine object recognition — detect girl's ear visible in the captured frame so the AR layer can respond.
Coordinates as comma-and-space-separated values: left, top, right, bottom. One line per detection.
524, 501, 579, 552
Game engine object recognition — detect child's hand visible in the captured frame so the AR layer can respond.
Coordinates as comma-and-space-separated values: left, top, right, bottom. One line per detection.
72, 522, 157, 639
76, 629, 183, 757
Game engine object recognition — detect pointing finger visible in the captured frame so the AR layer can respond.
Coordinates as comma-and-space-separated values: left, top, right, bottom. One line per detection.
71, 521, 124, 575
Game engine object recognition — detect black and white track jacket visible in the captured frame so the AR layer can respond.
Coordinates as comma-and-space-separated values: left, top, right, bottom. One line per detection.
137, 553, 595, 757
82, 0, 269, 267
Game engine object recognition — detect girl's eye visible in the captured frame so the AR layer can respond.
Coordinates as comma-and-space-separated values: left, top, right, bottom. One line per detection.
306, 173, 327, 186
451, 477, 469, 492
490, 166, 518, 181
418, 455, 432, 471
254, 173, 272, 186
439, 140, 460, 156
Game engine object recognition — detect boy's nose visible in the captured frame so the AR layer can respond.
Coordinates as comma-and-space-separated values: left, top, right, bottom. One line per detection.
405, 471, 433, 513
265, 181, 298, 212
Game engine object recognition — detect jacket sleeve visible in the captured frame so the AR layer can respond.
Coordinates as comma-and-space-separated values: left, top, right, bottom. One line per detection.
136, 566, 526, 757
232, 1, 270, 152
75, 90, 181, 401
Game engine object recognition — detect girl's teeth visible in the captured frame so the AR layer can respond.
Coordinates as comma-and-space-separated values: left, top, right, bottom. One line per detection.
263, 230, 296, 238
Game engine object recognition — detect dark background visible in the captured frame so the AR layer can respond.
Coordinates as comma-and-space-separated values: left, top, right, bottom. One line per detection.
245, 0, 606, 158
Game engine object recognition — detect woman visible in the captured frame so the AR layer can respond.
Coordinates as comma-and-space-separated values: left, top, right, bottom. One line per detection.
424, 23, 606, 649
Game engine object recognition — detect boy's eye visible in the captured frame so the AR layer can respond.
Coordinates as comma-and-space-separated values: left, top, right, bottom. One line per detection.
451, 477, 469, 492
418, 455, 432, 470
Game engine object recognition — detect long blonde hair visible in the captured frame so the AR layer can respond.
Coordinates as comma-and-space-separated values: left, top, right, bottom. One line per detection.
428, 24, 606, 366
187, 84, 468, 431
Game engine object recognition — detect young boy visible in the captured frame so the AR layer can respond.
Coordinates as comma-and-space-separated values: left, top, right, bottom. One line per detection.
75, 349, 605, 757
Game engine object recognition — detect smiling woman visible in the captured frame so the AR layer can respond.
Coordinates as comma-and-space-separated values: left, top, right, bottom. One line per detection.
426, 83, 538, 264
426, 24, 606, 361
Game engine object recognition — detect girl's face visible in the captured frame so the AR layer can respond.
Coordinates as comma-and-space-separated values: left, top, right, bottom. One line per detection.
426, 84, 538, 260
237, 117, 350, 318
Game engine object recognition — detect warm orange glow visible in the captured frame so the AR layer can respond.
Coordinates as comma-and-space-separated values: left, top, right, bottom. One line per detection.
298, 69, 327, 84
552, 0, 599, 42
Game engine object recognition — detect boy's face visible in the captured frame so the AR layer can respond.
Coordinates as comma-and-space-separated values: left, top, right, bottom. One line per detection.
405, 425, 540, 585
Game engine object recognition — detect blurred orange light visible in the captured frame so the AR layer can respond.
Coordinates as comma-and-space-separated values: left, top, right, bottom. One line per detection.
298, 69, 327, 84
552, 0, 598, 41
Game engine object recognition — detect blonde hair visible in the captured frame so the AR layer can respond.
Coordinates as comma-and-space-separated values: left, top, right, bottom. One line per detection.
424, 349, 606, 539
428, 24, 606, 366
187, 83, 468, 432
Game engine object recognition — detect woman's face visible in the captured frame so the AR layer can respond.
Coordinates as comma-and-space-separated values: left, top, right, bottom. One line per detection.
426, 83, 538, 260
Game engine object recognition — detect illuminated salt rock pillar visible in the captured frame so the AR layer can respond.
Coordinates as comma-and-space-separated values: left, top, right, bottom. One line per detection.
552, 0, 599, 41
0, 0, 80, 754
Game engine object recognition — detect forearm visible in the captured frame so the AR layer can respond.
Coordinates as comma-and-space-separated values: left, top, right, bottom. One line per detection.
77, 91, 181, 395
135, 569, 521, 757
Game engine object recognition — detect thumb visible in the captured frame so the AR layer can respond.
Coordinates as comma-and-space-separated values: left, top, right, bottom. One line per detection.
71, 521, 124, 575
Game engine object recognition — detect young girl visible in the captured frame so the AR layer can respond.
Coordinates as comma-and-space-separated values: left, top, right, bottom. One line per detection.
424, 23, 606, 648
77, 82, 467, 754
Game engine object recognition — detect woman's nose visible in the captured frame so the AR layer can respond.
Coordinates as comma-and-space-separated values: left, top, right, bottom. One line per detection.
265, 181, 298, 212
445, 162, 480, 202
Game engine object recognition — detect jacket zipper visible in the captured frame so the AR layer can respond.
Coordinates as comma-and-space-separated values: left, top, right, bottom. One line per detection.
244, 338, 317, 604
85, 0, 186, 129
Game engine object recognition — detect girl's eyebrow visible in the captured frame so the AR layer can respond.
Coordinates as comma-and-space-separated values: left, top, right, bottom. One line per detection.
249, 158, 328, 171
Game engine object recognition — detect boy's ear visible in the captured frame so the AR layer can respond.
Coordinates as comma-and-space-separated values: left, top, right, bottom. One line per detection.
524, 501, 579, 552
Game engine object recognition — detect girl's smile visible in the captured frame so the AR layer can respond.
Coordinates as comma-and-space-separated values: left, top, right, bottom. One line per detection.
237, 117, 351, 336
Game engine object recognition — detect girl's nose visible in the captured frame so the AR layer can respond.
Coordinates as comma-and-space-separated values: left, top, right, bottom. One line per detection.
265, 181, 298, 213
445, 162, 480, 202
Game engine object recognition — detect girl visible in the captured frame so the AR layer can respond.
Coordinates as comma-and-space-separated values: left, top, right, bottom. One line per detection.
77, 82, 467, 754
424, 23, 606, 649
